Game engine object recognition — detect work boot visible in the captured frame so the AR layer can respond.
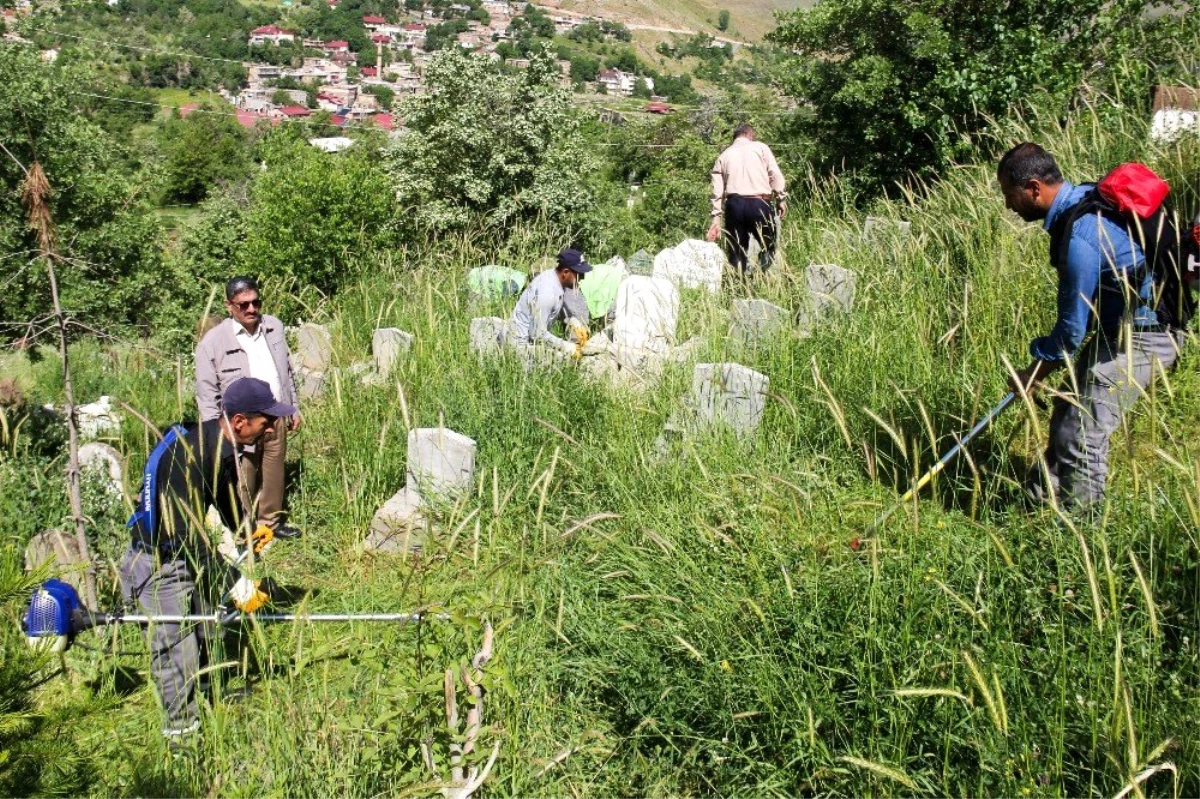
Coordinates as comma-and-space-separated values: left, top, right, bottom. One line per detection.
162, 717, 200, 754
272, 524, 303, 540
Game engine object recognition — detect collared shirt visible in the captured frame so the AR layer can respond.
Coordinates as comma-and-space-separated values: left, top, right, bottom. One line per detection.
711, 137, 787, 217
131, 419, 244, 557
509, 268, 571, 350
1032, 181, 1157, 362
235, 322, 283, 402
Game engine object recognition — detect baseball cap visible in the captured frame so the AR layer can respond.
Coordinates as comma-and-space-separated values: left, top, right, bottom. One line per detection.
222, 377, 297, 418
557, 249, 592, 274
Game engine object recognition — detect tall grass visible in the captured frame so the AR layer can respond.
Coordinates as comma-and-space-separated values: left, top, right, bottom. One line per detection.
1, 80, 1197, 797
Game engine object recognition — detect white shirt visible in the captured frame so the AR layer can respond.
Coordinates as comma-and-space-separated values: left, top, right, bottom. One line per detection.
235, 322, 283, 401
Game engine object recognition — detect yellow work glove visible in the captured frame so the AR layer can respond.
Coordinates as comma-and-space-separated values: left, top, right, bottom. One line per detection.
567, 318, 590, 348
250, 524, 274, 555
230, 576, 269, 614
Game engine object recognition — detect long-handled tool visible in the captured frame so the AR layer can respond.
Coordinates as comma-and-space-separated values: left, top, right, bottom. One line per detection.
867, 391, 1016, 534
22, 578, 446, 653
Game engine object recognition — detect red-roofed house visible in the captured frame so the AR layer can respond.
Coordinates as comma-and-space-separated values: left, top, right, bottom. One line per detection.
331, 113, 350, 127
362, 14, 386, 29
326, 40, 350, 53
371, 33, 391, 44
402, 22, 426, 46
373, 113, 394, 131
361, 66, 378, 77
249, 25, 296, 46
644, 102, 671, 114
237, 109, 273, 128
279, 105, 312, 118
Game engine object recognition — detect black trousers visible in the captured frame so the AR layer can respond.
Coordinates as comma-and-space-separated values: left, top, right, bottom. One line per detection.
723, 195, 777, 271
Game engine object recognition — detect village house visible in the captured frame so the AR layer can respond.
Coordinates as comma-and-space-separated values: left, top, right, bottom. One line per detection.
248, 25, 296, 46
362, 14, 387, 30
597, 68, 652, 97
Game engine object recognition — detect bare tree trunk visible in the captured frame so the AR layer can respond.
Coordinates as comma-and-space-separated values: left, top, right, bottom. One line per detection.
21, 161, 98, 608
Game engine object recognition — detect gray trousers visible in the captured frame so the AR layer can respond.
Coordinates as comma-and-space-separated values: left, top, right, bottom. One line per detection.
118, 548, 217, 731
1029, 329, 1184, 508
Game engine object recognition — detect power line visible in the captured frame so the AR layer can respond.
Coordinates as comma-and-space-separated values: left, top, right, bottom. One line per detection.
32, 28, 251, 65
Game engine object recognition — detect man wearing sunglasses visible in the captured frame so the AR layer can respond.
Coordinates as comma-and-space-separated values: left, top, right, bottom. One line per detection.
196, 276, 303, 539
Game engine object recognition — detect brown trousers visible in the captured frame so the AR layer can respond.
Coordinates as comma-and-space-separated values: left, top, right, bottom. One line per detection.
238, 416, 288, 528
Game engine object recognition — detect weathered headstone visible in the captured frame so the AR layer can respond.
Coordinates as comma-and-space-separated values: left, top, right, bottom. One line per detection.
691, 362, 770, 438
652, 239, 724, 293
366, 427, 477, 554
76, 396, 121, 441
467, 265, 527, 300
78, 442, 124, 499
806, 263, 856, 316
611, 276, 679, 374
298, 370, 327, 401
297, 323, 333, 372
626, 248, 654, 276
469, 317, 505, 356
863, 217, 912, 241
24, 529, 87, 595
373, 328, 413, 379
730, 298, 788, 346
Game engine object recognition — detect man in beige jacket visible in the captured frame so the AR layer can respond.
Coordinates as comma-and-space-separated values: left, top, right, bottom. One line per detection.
706, 123, 787, 272
195, 276, 303, 538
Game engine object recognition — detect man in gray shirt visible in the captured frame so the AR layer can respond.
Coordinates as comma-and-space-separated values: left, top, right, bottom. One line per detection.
506, 249, 592, 358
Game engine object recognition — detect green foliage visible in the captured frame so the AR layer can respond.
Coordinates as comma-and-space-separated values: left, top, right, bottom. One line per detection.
238, 129, 397, 307
0, 46, 166, 341
157, 107, 253, 204
717, 9, 731, 32
385, 47, 598, 239
768, 0, 1172, 191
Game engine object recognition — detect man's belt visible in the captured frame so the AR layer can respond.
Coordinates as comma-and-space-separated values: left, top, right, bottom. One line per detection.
728, 193, 773, 201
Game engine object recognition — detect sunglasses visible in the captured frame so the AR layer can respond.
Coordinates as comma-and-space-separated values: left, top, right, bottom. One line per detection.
231, 298, 263, 311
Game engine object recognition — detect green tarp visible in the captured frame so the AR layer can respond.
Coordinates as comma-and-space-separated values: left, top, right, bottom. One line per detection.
580, 257, 628, 319
468, 265, 527, 299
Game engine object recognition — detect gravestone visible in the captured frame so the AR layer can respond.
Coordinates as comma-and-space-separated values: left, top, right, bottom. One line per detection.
297, 323, 333, 372
863, 217, 912, 241
806, 263, 856, 316
469, 317, 505, 356
78, 442, 124, 499
652, 239, 723, 293
691, 363, 770, 438
76, 396, 121, 441
611, 276, 679, 373
24, 529, 87, 596
627, 248, 654, 276
467, 265, 526, 300
730, 298, 788, 346
366, 427, 477, 554
373, 328, 413, 379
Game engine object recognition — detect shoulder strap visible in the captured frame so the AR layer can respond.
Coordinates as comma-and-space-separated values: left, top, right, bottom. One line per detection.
126, 424, 189, 535
1048, 186, 1101, 269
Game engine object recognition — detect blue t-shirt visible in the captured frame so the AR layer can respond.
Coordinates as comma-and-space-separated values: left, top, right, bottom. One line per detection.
1032, 181, 1158, 362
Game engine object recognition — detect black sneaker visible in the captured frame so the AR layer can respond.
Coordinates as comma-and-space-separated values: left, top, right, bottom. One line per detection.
273, 524, 303, 540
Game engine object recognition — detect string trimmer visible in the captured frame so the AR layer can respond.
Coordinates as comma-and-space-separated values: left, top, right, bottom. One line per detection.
22, 578, 445, 653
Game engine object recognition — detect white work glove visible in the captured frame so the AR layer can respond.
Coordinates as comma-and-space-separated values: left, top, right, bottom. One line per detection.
230, 576, 269, 614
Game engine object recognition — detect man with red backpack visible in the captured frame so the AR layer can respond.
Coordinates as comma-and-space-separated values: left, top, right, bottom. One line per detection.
997, 142, 1196, 509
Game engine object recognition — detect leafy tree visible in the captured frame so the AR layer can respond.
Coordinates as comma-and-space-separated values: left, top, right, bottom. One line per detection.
158, 107, 252, 203
385, 47, 598, 237
717, 9, 730, 32
0, 46, 165, 339
569, 53, 600, 83
363, 83, 395, 110
768, 0, 1159, 190
239, 128, 397, 300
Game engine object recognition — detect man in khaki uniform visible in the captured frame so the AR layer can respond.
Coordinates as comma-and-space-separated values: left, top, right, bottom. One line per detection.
706, 123, 787, 272
195, 277, 303, 538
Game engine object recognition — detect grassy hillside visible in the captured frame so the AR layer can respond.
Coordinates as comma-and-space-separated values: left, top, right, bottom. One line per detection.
536, 0, 811, 42
0, 94, 1197, 796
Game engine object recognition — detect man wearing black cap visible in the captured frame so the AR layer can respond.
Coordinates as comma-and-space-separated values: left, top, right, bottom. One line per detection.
117, 377, 297, 742
505, 249, 593, 359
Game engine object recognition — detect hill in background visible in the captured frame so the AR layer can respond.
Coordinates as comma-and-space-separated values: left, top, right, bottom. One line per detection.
534, 0, 810, 43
